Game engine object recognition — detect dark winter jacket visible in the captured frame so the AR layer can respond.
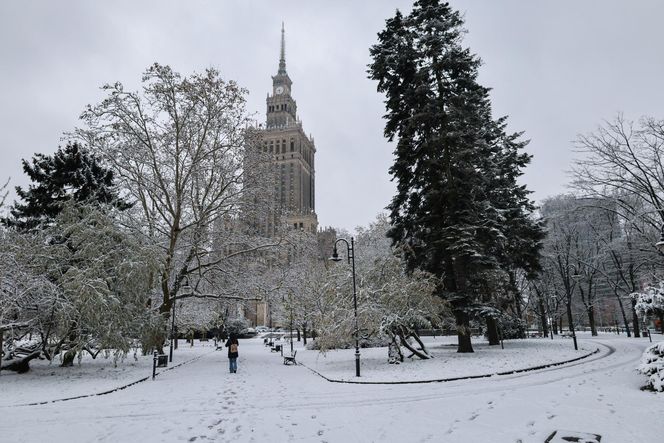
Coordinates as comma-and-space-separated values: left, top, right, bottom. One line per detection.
225, 337, 239, 358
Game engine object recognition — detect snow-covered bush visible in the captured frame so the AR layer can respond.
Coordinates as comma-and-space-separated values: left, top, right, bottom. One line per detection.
306, 335, 390, 351
498, 315, 527, 340
637, 341, 664, 392
225, 318, 249, 336
632, 284, 664, 336
633, 285, 664, 319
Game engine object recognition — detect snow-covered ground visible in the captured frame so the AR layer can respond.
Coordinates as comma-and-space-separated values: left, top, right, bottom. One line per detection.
298, 335, 595, 382
0, 341, 215, 407
0, 333, 661, 442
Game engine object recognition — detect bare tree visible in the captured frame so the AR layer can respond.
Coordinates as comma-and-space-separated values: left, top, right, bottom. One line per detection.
573, 115, 664, 232
572, 115, 664, 334
75, 64, 283, 334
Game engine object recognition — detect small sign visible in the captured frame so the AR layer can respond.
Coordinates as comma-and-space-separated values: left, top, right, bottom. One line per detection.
545, 430, 601, 442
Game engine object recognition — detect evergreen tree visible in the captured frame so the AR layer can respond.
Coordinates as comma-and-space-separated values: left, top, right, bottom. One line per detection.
368, 0, 543, 352
5, 142, 129, 230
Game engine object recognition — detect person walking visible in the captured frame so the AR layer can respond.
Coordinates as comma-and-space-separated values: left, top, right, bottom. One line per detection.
225, 334, 239, 373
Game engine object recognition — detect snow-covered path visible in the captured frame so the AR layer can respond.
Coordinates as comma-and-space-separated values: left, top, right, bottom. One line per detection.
1, 336, 661, 442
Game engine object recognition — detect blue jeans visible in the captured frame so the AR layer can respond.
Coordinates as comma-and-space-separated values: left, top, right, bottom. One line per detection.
229, 357, 237, 373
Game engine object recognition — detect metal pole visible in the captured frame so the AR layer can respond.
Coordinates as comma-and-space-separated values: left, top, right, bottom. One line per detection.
351, 237, 360, 377
290, 292, 294, 355
566, 299, 578, 351
152, 350, 157, 380
169, 298, 176, 362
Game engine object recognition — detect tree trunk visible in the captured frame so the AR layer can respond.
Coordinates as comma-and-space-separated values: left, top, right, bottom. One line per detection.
615, 294, 631, 337
1, 350, 41, 373
454, 310, 474, 353
566, 301, 578, 350
630, 298, 640, 338
61, 349, 76, 367
302, 323, 308, 345
587, 305, 598, 336
615, 292, 631, 336
486, 317, 500, 346
538, 298, 549, 338
296, 328, 301, 342
398, 331, 431, 359
410, 331, 430, 357
388, 334, 403, 363
552, 317, 558, 335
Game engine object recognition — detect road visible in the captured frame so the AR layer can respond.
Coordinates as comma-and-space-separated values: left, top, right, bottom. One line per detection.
1, 335, 661, 442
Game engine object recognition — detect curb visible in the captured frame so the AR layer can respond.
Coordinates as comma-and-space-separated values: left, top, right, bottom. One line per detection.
300, 347, 601, 385
6, 349, 215, 407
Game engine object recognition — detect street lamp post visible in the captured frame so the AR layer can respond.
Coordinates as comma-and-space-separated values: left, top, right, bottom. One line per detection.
289, 293, 294, 355
169, 299, 176, 362
330, 237, 360, 377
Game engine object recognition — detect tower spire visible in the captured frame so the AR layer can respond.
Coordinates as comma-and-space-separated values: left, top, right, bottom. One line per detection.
278, 22, 287, 75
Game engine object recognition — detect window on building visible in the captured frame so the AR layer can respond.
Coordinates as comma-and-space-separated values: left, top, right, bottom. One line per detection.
290, 141, 294, 152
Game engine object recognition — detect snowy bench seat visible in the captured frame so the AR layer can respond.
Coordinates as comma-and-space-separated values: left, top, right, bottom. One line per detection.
283, 351, 297, 365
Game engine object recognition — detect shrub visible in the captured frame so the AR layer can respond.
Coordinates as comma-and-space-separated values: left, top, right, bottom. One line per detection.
637, 341, 664, 392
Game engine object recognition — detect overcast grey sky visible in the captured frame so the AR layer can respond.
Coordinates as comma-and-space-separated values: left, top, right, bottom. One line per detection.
2, 1, 664, 231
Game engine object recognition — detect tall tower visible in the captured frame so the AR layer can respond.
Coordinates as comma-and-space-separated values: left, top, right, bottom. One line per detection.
257, 24, 318, 234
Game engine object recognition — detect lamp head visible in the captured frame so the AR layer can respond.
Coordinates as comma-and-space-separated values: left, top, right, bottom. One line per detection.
329, 245, 342, 262
655, 224, 664, 253
180, 276, 192, 293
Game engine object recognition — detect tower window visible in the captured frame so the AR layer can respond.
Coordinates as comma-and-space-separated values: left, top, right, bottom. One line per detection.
290, 141, 294, 152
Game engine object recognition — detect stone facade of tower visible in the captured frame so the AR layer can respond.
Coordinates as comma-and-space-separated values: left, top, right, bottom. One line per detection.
254, 25, 318, 235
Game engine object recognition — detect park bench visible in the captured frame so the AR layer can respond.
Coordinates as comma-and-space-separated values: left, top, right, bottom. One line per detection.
271, 344, 282, 353
283, 350, 297, 365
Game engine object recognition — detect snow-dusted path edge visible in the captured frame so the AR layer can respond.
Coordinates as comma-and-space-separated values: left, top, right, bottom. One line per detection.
301, 346, 602, 385
12, 349, 215, 407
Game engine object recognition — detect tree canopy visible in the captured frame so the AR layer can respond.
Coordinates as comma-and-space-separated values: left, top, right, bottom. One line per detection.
368, 0, 543, 352
5, 142, 129, 230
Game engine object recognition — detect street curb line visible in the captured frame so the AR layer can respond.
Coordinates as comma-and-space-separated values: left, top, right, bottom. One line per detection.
300, 347, 600, 385
5, 349, 216, 407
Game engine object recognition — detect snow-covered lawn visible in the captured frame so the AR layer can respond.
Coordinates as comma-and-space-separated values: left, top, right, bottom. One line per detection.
297, 335, 595, 383
0, 336, 596, 408
0, 341, 215, 407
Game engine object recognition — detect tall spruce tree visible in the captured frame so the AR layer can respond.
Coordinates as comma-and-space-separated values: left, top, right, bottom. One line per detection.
368, 0, 543, 352
5, 142, 129, 230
